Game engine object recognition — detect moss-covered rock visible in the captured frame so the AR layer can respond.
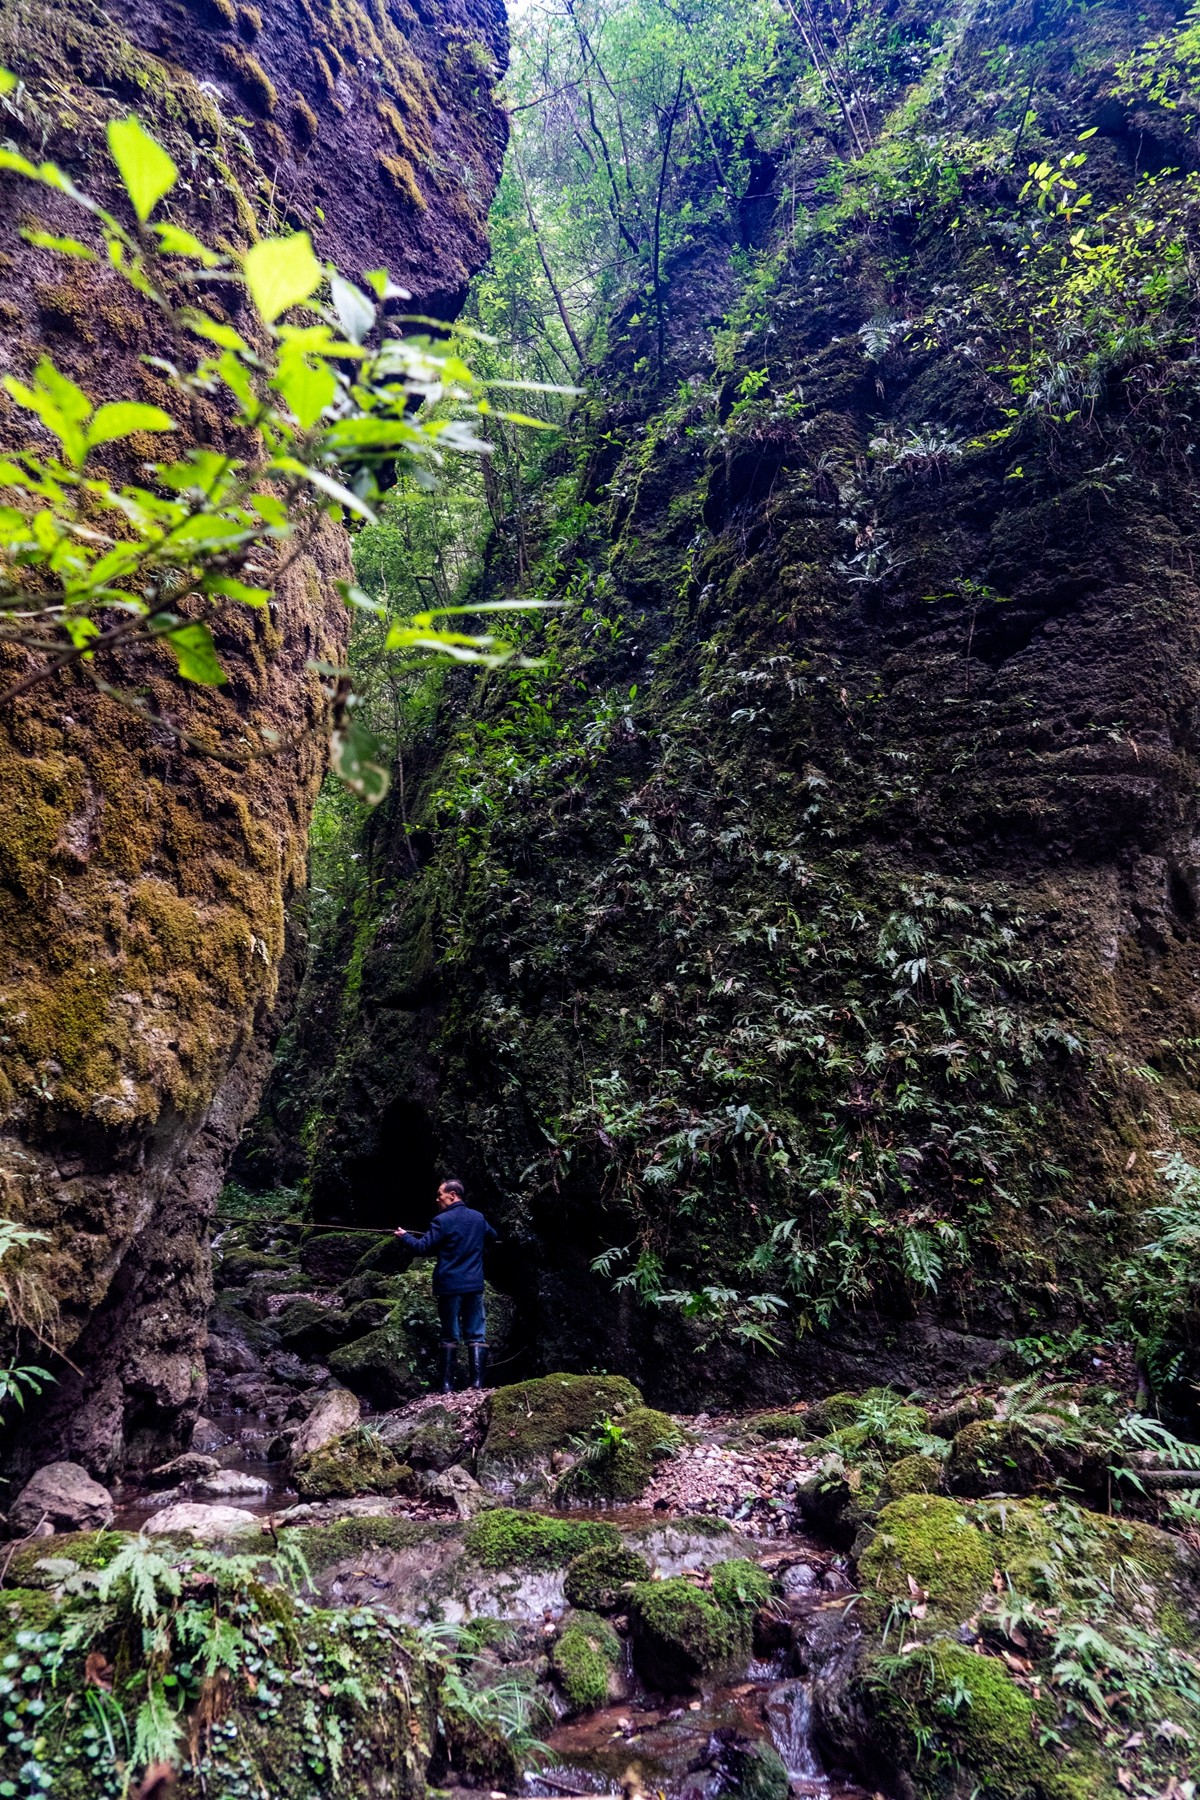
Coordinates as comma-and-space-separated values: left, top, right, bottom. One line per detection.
273, 1298, 356, 1359
743, 1411, 812, 1441
708, 1731, 790, 1800
463, 1507, 619, 1570
861, 1640, 1088, 1800
710, 1558, 775, 1616
881, 1453, 944, 1501
557, 1405, 685, 1501
564, 1542, 653, 1613
292, 1426, 413, 1500
551, 1609, 622, 1709
856, 1494, 995, 1626
803, 1392, 864, 1437
628, 1576, 745, 1691
479, 1373, 644, 1488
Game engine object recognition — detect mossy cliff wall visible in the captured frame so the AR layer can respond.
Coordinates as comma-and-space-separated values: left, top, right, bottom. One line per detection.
253, 0, 1200, 1405
0, 0, 507, 1474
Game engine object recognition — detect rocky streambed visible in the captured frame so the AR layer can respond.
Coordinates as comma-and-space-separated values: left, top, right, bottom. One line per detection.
0, 1223, 1198, 1798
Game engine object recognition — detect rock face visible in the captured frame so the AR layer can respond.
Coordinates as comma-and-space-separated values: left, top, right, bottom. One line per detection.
241, 0, 1200, 1408
0, 0, 507, 1477
287, 1387, 361, 1462
9, 1461, 114, 1535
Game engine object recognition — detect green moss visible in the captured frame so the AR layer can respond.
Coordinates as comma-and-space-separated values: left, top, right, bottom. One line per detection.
481, 1373, 644, 1473
237, 2, 262, 36
564, 1542, 652, 1613
290, 1515, 455, 1575
628, 1578, 746, 1691
463, 1508, 619, 1571
882, 1454, 944, 1500
2, 1531, 128, 1589
710, 1558, 774, 1615
218, 41, 278, 114
291, 93, 319, 148
557, 1406, 684, 1502
744, 1411, 811, 1440
857, 1495, 994, 1625
551, 1610, 621, 1710
292, 1427, 413, 1500
377, 152, 427, 210
866, 1641, 1086, 1800
713, 1737, 790, 1800
803, 1392, 866, 1436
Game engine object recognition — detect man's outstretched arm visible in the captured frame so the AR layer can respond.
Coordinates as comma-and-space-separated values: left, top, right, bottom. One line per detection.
398, 1215, 446, 1256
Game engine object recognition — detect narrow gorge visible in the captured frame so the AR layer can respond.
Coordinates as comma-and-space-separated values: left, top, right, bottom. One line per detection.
1, 0, 1200, 1794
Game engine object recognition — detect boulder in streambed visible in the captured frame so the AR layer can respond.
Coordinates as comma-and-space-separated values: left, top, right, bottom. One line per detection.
550, 1610, 625, 1710
196, 1469, 272, 1499
142, 1502, 262, 1541
328, 1269, 513, 1410
287, 1387, 361, 1462
293, 1426, 413, 1501
477, 1372, 644, 1497
627, 1562, 764, 1693
9, 1462, 114, 1536
147, 1452, 221, 1487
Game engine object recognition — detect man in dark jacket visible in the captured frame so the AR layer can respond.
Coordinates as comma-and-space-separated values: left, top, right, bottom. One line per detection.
396, 1179, 498, 1392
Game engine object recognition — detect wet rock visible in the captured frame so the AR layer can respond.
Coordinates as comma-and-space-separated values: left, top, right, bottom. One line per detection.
780, 1561, 818, 1593
288, 1388, 361, 1462
293, 1427, 413, 1501
10, 1463, 114, 1536
147, 1453, 221, 1488
268, 1351, 329, 1389
197, 1469, 272, 1499
419, 1464, 486, 1518
564, 1542, 653, 1614
191, 1417, 224, 1454
142, 1502, 262, 1541
205, 1333, 260, 1376
477, 1373, 643, 1496
707, 1728, 789, 1800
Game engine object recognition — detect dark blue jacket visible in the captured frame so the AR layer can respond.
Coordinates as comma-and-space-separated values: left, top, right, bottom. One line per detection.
406, 1202, 497, 1294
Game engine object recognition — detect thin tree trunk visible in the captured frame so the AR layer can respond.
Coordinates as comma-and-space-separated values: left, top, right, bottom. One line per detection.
512, 140, 587, 365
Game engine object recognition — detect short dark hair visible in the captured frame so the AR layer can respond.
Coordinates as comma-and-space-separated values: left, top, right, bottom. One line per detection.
440, 1178, 466, 1201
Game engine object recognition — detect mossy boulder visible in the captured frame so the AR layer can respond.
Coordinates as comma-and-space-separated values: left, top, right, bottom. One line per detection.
550, 1610, 623, 1710
215, 1247, 289, 1286
300, 1230, 378, 1284
710, 1558, 774, 1616
479, 1373, 644, 1489
859, 1640, 1087, 1800
292, 1427, 414, 1500
564, 1542, 653, 1613
407, 1406, 473, 1471
743, 1411, 811, 1441
708, 1730, 789, 1800
273, 1298, 356, 1359
881, 1454, 944, 1501
946, 1417, 1110, 1505
557, 1405, 685, 1502
463, 1507, 619, 1570
803, 1392, 863, 1436
927, 1394, 997, 1438
856, 1495, 995, 1626
628, 1576, 746, 1692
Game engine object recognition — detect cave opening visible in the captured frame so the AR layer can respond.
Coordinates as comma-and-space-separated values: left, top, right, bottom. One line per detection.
324, 1097, 440, 1230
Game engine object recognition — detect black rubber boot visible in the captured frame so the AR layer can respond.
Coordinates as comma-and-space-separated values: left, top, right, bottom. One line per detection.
467, 1343, 487, 1390
437, 1342, 458, 1394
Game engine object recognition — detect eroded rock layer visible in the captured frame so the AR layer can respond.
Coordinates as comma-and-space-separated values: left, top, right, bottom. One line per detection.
0, 0, 507, 1475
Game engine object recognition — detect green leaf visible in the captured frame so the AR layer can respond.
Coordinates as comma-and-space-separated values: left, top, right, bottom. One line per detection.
19, 228, 95, 259
87, 402, 175, 447
202, 575, 270, 608
0, 148, 37, 180
154, 221, 219, 266
0, 68, 16, 95
329, 271, 375, 345
165, 621, 227, 685
330, 716, 389, 806
273, 353, 336, 429
270, 453, 376, 520
107, 115, 178, 222
243, 232, 321, 324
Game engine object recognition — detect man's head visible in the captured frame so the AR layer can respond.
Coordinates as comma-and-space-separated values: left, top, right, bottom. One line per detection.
437, 1178, 466, 1210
